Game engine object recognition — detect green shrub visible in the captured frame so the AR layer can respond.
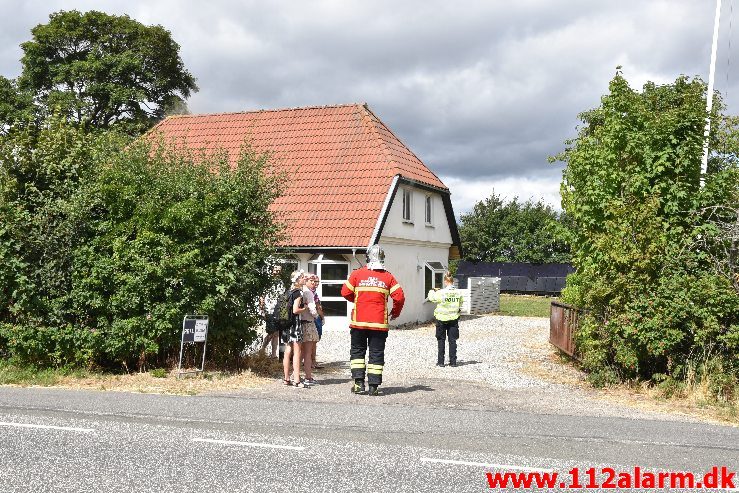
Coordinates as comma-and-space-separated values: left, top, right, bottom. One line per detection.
0, 117, 284, 370
655, 375, 687, 399
0, 322, 100, 368
555, 72, 739, 386
587, 367, 620, 388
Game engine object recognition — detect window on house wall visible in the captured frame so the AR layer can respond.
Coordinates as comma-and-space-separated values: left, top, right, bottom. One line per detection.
402, 188, 412, 222
424, 261, 446, 299
307, 254, 350, 317
424, 195, 433, 225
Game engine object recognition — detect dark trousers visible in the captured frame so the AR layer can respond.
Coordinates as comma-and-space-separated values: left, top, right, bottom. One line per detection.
436, 319, 459, 365
350, 328, 388, 386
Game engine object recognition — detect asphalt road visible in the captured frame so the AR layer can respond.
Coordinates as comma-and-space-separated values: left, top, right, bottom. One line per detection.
0, 387, 736, 492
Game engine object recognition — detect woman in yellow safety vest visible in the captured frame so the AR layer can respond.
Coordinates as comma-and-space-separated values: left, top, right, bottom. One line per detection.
427, 272, 464, 367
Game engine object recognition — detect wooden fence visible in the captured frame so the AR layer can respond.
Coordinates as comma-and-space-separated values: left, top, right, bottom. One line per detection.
549, 301, 582, 359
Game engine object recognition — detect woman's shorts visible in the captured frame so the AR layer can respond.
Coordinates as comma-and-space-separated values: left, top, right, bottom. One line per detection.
302, 321, 319, 342
284, 320, 304, 343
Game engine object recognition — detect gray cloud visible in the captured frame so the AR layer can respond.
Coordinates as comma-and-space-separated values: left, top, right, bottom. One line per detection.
0, 0, 728, 213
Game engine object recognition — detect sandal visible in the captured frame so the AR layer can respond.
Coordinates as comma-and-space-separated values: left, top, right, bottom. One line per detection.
292, 381, 307, 388
282, 379, 291, 386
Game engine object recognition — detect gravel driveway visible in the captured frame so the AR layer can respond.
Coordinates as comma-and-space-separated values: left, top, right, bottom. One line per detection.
244, 314, 709, 424
318, 315, 563, 389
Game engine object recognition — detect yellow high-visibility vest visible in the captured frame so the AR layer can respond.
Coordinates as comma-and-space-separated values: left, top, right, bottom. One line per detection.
427, 286, 463, 321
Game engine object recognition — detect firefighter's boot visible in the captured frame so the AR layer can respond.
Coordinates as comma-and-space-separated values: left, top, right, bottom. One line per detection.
368, 385, 381, 396
351, 379, 366, 394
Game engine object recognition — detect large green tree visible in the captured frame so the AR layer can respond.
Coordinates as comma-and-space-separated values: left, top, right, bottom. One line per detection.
0, 76, 34, 134
459, 192, 571, 263
555, 71, 739, 389
15, 10, 197, 132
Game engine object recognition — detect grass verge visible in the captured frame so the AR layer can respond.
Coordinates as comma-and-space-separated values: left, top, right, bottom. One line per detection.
498, 293, 556, 318
0, 355, 278, 395
522, 349, 738, 425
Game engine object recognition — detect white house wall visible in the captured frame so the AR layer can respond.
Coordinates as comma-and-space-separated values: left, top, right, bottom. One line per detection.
381, 186, 453, 244
288, 186, 454, 329
379, 185, 454, 325
379, 240, 452, 325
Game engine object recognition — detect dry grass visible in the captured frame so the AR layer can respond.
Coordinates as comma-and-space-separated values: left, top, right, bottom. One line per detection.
521, 345, 738, 426
0, 350, 285, 396
46, 369, 273, 395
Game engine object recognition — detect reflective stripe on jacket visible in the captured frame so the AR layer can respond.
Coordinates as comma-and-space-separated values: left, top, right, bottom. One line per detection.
427, 286, 463, 321
341, 267, 405, 331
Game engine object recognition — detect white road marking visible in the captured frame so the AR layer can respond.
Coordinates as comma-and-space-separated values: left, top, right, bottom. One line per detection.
192, 438, 305, 451
0, 421, 94, 433
420, 457, 554, 472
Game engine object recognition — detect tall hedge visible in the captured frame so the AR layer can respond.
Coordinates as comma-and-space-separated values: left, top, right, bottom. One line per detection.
554, 73, 739, 391
0, 117, 284, 370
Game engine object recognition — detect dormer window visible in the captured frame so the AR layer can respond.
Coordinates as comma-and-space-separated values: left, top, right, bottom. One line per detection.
402, 189, 413, 222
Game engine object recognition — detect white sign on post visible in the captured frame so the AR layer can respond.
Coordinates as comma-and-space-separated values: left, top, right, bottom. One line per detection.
178, 315, 209, 379
194, 319, 208, 342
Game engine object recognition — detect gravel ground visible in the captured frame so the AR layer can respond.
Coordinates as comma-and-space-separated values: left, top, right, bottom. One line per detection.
244, 314, 718, 424
320, 315, 564, 390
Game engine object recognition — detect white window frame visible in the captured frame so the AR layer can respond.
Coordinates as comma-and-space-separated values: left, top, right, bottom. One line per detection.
308, 254, 350, 318
401, 188, 413, 223
424, 194, 433, 226
423, 261, 446, 300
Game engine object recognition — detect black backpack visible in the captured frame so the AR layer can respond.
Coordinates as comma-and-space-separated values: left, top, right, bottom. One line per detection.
281, 288, 303, 331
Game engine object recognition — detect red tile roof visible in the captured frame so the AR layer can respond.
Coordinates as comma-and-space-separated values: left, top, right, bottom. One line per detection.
149, 103, 447, 247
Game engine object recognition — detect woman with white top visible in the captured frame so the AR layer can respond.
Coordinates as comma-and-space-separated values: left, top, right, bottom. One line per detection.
300, 275, 321, 385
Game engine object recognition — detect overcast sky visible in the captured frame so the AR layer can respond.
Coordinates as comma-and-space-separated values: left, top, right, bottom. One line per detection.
0, 1, 733, 216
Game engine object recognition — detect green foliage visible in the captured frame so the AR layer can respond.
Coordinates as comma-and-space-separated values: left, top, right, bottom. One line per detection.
458, 191, 571, 263
0, 116, 284, 370
0, 76, 35, 134
0, 115, 127, 323
12, 10, 197, 133
554, 71, 739, 387
0, 323, 100, 368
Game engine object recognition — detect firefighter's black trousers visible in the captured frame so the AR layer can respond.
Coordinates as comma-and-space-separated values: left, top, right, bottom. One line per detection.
350, 328, 388, 386
436, 319, 459, 365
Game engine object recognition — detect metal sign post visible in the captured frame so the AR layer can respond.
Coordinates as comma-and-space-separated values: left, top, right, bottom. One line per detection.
177, 315, 209, 379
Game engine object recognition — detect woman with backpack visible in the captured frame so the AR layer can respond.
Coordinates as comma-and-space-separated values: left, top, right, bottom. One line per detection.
282, 270, 311, 387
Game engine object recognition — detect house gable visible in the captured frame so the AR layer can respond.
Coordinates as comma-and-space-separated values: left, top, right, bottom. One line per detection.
376, 181, 453, 246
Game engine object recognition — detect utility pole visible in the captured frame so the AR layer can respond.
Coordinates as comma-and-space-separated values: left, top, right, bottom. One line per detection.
702, 0, 722, 182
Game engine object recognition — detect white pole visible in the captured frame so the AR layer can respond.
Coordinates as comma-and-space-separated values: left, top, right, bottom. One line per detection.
702, 0, 722, 181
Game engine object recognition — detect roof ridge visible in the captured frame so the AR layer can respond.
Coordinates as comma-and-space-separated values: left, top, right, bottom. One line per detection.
162, 102, 366, 120
360, 104, 445, 188
359, 104, 399, 179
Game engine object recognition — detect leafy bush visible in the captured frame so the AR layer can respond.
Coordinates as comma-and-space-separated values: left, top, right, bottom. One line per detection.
0, 116, 284, 370
0, 323, 100, 368
554, 72, 739, 389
